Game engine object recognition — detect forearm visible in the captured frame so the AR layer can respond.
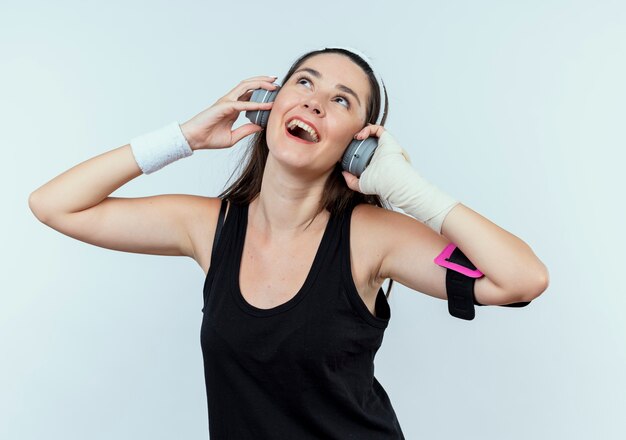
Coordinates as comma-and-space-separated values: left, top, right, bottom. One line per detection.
440, 203, 549, 301
29, 144, 142, 219
353, 128, 548, 304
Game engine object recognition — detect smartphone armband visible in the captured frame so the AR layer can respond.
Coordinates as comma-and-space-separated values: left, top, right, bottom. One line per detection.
434, 243, 483, 320
434, 243, 531, 320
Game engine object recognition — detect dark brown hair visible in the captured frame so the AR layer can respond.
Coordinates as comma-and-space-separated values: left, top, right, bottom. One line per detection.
217, 48, 395, 299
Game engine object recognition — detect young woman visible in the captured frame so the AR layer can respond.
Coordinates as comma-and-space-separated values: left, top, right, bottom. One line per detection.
29, 47, 549, 439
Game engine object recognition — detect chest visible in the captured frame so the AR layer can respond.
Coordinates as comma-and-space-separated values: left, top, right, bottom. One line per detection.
197, 206, 383, 319
239, 233, 322, 307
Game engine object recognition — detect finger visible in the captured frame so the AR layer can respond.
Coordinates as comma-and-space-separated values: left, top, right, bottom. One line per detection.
230, 100, 274, 112
354, 124, 385, 140
238, 89, 254, 102
354, 125, 373, 140
231, 123, 263, 144
234, 76, 279, 92
242, 75, 279, 82
373, 125, 386, 138
226, 79, 279, 102
360, 123, 376, 135
235, 81, 279, 101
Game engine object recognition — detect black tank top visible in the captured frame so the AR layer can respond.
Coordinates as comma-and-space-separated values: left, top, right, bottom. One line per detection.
200, 198, 405, 439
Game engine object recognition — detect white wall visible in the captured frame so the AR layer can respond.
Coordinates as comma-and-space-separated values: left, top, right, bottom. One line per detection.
2, 0, 624, 438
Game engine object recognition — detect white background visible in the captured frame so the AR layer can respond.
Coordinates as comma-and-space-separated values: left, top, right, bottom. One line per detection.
2, 0, 624, 438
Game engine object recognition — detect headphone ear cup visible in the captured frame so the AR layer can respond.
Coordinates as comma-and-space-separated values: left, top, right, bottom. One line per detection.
244, 85, 280, 128
341, 137, 378, 178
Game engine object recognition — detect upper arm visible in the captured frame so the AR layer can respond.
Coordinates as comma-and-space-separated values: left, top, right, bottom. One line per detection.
361, 205, 451, 301
34, 194, 214, 258
366, 206, 534, 306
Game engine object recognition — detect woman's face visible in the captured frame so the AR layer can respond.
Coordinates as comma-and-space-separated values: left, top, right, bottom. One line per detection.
266, 53, 372, 174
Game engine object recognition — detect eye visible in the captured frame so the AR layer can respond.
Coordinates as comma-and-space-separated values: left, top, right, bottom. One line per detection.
296, 75, 351, 109
334, 95, 350, 108
297, 76, 312, 88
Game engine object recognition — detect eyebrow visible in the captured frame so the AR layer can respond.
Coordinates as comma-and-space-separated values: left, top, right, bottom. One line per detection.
293, 67, 362, 108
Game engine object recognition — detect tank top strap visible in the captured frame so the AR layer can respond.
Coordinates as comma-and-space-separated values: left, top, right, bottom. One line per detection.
338, 202, 391, 327
201, 198, 244, 313
210, 198, 244, 266
210, 197, 229, 263
338, 202, 358, 262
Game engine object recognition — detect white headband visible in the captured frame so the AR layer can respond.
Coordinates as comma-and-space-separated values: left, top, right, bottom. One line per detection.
316, 46, 387, 125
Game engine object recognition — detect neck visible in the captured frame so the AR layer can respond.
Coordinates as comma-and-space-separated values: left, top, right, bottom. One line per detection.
250, 155, 332, 239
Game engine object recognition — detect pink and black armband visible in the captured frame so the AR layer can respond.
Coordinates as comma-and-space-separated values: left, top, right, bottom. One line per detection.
434, 243, 531, 320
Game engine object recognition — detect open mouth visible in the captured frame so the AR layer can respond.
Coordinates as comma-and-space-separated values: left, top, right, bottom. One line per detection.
284, 120, 320, 144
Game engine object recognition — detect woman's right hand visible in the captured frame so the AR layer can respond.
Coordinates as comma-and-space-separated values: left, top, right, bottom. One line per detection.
180, 75, 278, 151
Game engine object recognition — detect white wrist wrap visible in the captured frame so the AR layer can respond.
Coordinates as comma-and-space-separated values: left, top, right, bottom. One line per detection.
359, 130, 460, 234
130, 121, 193, 175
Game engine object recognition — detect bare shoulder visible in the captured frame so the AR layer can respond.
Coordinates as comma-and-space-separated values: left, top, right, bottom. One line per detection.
349, 203, 401, 286
352, 203, 409, 231
351, 203, 437, 283
351, 202, 403, 238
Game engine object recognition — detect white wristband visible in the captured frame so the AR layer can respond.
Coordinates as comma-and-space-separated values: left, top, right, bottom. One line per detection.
130, 121, 193, 175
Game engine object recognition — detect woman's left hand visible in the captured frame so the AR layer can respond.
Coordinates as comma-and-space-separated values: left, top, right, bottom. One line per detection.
341, 123, 387, 192
341, 123, 459, 230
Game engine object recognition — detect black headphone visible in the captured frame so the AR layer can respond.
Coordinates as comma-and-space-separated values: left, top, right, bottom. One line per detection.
245, 86, 378, 178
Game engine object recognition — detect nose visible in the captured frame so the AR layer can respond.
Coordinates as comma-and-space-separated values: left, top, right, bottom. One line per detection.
303, 98, 324, 116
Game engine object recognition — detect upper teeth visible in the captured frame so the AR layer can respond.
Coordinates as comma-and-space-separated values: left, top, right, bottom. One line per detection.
287, 119, 319, 142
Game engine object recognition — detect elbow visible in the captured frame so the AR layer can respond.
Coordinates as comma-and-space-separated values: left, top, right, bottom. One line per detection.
519, 269, 550, 302
29, 191, 50, 224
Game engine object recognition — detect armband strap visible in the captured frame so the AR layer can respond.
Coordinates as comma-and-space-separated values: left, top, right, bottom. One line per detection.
446, 267, 479, 320
435, 244, 481, 320
474, 298, 531, 307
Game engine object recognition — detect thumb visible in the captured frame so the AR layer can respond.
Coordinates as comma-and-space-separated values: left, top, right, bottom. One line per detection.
231, 123, 263, 144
